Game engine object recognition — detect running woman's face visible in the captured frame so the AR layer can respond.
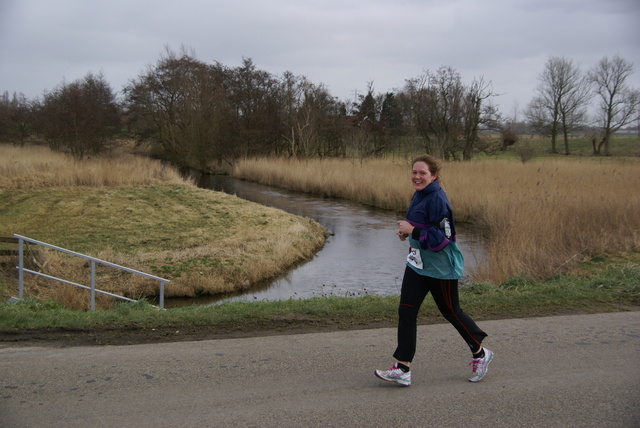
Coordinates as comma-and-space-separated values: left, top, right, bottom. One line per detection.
411, 161, 436, 191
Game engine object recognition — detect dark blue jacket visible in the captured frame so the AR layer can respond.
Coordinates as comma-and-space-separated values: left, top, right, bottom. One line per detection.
406, 179, 457, 252
404, 179, 464, 279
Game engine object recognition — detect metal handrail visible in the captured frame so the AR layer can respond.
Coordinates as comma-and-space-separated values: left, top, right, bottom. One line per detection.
13, 234, 170, 310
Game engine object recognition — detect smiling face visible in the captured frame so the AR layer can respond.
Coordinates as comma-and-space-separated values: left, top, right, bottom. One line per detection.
411, 161, 437, 191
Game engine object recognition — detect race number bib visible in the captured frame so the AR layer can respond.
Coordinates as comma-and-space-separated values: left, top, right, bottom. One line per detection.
407, 247, 423, 270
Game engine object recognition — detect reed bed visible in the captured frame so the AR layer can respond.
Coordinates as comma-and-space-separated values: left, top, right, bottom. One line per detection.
234, 157, 414, 210
0, 144, 187, 189
234, 156, 640, 283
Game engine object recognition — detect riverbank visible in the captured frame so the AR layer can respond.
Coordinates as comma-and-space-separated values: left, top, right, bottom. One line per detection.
0, 144, 327, 308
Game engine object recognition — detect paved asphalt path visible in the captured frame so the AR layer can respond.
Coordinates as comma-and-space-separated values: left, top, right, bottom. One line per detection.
1, 311, 639, 428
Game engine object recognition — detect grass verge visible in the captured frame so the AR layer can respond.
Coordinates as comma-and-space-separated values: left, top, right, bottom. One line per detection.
1, 252, 637, 347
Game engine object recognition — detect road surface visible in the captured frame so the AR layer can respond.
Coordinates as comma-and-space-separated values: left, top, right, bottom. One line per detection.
1, 311, 639, 427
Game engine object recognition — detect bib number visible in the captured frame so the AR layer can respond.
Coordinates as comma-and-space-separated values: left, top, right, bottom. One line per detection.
407, 247, 423, 270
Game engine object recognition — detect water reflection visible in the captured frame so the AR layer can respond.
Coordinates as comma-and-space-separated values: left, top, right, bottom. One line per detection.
165, 175, 484, 306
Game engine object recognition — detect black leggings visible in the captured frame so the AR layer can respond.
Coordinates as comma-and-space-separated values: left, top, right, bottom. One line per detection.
393, 266, 487, 362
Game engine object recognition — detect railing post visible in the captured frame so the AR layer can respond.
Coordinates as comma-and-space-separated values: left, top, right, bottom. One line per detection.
18, 237, 24, 299
90, 260, 96, 311
159, 281, 165, 309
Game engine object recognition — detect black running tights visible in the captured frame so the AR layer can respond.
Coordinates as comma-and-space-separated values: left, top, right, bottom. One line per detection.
393, 266, 487, 362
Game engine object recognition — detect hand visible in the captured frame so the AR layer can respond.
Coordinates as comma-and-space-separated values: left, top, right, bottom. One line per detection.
396, 220, 414, 239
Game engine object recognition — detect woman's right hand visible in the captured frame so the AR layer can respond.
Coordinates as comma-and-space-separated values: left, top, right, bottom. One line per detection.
397, 220, 414, 239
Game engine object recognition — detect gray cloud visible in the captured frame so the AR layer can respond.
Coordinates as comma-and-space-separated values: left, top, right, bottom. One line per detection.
1, 0, 638, 115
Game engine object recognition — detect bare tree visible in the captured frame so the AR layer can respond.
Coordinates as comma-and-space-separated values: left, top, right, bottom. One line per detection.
293, 92, 323, 158
39, 72, 120, 158
589, 54, 640, 156
124, 47, 233, 169
534, 57, 591, 154
430, 66, 465, 159
558, 65, 592, 154
398, 67, 496, 160
524, 96, 553, 137
279, 73, 342, 158
399, 66, 464, 159
0, 91, 33, 145
461, 76, 499, 160
279, 71, 308, 157
228, 57, 283, 158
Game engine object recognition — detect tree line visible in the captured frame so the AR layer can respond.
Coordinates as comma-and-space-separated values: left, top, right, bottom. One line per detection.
1, 47, 638, 168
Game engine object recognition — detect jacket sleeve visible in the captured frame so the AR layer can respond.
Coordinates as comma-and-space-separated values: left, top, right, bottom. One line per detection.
410, 196, 450, 252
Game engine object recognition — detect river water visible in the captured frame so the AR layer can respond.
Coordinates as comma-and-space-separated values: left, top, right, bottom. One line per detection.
165, 175, 485, 306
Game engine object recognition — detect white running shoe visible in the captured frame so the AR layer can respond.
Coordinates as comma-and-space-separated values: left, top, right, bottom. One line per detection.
468, 348, 493, 382
374, 363, 411, 386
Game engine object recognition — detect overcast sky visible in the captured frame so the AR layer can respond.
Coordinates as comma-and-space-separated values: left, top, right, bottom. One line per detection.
1, 0, 639, 116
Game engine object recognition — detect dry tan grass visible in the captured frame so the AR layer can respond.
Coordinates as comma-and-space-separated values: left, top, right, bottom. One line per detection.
235, 157, 414, 210
19, 209, 326, 310
1, 144, 327, 308
449, 159, 640, 282
234, 156, 640, 283
0, 144, 187, 190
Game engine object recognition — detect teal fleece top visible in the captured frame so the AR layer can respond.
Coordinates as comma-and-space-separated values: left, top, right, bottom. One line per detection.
404, 180, 464, 280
